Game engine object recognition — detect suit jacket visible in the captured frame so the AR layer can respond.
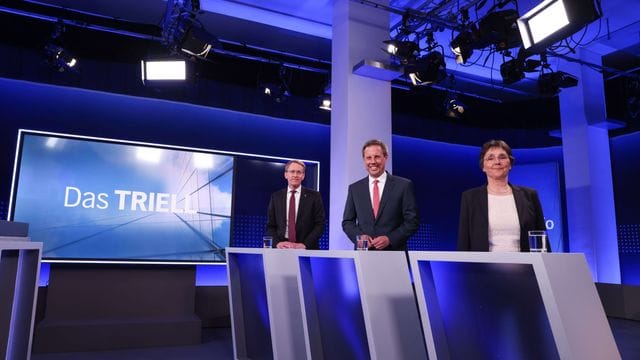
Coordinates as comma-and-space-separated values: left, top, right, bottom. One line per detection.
342, 172, 419, 250
457, 184, 547, 252
266, 187, 325, 250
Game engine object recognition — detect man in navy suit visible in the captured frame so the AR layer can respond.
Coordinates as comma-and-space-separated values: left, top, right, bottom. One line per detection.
266, 160, 325, 249
342, 139, 419, 250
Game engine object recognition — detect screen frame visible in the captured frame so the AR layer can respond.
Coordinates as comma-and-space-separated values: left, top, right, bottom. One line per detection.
9, 129, 321, 265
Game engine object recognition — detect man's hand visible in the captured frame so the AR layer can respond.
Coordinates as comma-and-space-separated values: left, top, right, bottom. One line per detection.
276, 241, 306, 249
370, 236, 390, 250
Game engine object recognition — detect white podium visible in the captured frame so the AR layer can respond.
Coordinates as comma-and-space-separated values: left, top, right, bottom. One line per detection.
226, 248, 427, 360
0, 238, 42, 360
297, 250, 426, 360
408, 251, 620, 360
227, 248, 308, 360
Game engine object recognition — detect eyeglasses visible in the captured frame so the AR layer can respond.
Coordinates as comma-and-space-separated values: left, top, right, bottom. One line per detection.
286, 170, 304, 175
484, 154, 509, 162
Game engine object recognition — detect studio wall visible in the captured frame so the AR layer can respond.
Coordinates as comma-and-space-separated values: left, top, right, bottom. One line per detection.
1, 76, 638, 285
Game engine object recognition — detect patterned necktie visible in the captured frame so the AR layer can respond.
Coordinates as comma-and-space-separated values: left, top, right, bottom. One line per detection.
288, 190, 297, 242
372, 180, 380, 218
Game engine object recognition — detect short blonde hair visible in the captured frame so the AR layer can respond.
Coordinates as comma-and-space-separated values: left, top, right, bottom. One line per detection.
285, 160, 306, 172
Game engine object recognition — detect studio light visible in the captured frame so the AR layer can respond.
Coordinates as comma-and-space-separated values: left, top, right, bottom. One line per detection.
450, 31, 474, 64
141, 60, 186, 81
161, 0, 217, 59
517, 0, 601, 53
383, 40, 420, 65
44, 22, 77, 73
179, 26, 214, 57
405, 51, 447, 86
261, 82, 290, 103
476, 9, 522, 50
500, 59, 525, 84
538, 71, 578, 95
444, 96, 466, 118
44, 43, 77, 72
318, 94, 331, 111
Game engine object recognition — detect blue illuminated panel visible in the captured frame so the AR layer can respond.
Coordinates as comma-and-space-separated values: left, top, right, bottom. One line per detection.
418, 260, 559, 359
298, 256, 370, 360
228, 253, 272, 359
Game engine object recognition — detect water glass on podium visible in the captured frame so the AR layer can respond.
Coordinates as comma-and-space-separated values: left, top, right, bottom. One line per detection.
263, 236, 273, 248
356, 235, 370, 250
528, 230, 548, 252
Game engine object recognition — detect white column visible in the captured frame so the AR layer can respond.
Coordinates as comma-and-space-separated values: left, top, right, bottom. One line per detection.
559, 48, 620, 283
330, 0, 393, 249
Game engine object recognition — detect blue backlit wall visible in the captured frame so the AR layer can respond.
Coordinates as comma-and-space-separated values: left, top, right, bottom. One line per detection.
611, 133, 640, 285
393, 137, 566, 252
1, 76, 639, 285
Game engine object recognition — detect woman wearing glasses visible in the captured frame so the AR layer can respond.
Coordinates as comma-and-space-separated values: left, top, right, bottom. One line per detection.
457, 139, 547, 252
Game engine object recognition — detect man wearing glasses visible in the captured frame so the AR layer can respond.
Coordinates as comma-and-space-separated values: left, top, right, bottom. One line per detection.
266, 160, 326, 249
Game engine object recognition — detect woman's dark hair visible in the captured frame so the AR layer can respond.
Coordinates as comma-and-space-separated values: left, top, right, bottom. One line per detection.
479, 139, 515, 169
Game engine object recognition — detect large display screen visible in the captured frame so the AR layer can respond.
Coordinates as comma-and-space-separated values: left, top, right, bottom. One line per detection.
10, 130, 236, 264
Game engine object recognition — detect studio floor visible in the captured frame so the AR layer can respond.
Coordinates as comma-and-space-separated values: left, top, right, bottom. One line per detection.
30, 317, 640, 359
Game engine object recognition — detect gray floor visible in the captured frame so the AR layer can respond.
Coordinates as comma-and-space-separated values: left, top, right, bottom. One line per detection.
31, 318, 639, 359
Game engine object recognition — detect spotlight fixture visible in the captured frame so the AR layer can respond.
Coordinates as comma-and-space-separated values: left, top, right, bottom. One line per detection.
538, 71, 579, 95
318, 94, 331, 111
43, 22, 77, 73
405, 51, 447, 86
475, 9, 522, 50
261, 82, 290, 103
444, 95, 466, 118
450, 31, 475, 64
44, 43, 77, 72
517, 0, 601, 53
161, 0, 218, 58
383, 40, 420, 65
259, 65, 292, 103
500, 59, 525, 84
179, 27, 213, 57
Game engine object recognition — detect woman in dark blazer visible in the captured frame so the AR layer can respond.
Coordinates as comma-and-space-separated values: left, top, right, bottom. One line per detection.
457, 140, 547, 252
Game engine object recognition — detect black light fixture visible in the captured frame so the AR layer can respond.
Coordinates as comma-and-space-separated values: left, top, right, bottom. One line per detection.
44, 44, 77, 72
475, 9, 522, 51
450, 31, 475, 64
405, 51, 447, 86
43, 23, 77, 73
161, 0, 218, 59
179, 26, 214, 57
318, 94, 331, 111
261, 82, 290, 103
383, 40, 420, 65
260, 65, 291, 103
444, 95, 466, 118
500, 58, 525, 84
538, 71, 579, 95
517, 0, 601, 53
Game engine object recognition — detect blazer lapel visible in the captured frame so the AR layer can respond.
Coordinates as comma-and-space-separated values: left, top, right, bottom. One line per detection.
479, 186, 489, 226
297, 188, 308, 221
511, 185, 527, 227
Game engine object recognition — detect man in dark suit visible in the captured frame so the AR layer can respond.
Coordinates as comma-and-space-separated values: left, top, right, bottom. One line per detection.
342, 139, 419, 250
266, 160, 325, 249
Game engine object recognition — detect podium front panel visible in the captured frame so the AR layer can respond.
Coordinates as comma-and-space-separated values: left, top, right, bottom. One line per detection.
409, 251, 620, 360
